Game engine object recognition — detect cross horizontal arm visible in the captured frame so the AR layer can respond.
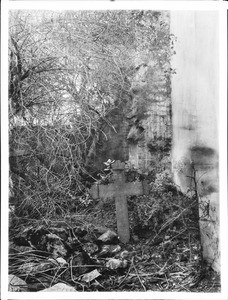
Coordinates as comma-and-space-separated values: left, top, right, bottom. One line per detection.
89, 183, 116, 199
99, 184, 116, 198
90, 180, 149, 200
123, 181, 145, 196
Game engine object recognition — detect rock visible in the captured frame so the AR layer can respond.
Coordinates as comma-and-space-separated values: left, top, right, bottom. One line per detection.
81, 269, 101, 283
46, 233, 63, 240
40, 283, 76, 292
49, 227, 69, 240
56, 257, 68, 266
93, 225, 110, 235
97, 244, 121, 257
97, 230, 118, 244
106, 258, 128, 270
83, 242, 99, 255
8, 274, 28, 292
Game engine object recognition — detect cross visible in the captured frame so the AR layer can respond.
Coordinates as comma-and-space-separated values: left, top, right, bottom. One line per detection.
89, 161, 149, 243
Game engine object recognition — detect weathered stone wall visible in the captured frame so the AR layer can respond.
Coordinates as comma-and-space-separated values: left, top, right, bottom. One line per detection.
88, 12, 172, 174
127, 54, 172, 172
170, 11, 220, 271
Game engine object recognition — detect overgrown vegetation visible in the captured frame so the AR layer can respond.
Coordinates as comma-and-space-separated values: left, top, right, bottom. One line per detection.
9, 160, 220, 291
9, 10, 173, 219
8, 10, 219, 292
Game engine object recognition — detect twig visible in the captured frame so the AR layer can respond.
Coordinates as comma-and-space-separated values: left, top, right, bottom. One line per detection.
50, 266, 68, 284
50, 264, 63, 286
131, 258, 147, 291
175, 282, 191, 292
188, 232, 192, 261
129, 273, 165, 278
170, 228, 187, 241
149, 208, 188, 244
118, 257, 134, 287
69, 257, 86, 291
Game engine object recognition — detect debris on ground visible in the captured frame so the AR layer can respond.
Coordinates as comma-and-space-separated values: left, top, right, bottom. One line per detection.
9, 216, 220, 292
82, 269, 101, 283
8, 274, 28, 292
106, 258, 128, 270
98, 230, 118, 243
9, 169, 221, 292
39, 283, 77, 292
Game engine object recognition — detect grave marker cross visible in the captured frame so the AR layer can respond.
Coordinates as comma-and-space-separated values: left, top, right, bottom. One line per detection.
89, 161, 149, 243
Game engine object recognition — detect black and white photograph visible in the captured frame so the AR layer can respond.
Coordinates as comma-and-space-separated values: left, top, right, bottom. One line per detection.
1, 1, 227, 299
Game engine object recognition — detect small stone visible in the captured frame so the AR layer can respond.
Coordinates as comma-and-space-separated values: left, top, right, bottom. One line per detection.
97, 244, 121, 257
81, 269, 101, 283
56, 257, 68, 266
40, 283, 76, 292
8, 275, 28, 292
46, 233, 63, 240
106, 258, 128, 270
93, 225, 109, 235
98, 230, 118, 243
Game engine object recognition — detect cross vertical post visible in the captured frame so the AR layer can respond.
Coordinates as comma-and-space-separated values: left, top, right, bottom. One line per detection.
112, 161, 130, 244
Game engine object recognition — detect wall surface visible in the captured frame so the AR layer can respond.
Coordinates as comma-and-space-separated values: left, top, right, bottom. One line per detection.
127, 52, 172, 172
128, 74, 172, 171
88, 12, 172, 174
170, 11, 220, 271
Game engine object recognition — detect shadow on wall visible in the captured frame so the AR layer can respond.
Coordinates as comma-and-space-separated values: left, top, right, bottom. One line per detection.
189, 145, 219, 196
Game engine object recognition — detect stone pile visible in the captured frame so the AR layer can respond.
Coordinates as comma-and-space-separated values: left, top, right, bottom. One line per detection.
9, 223, 129, 291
